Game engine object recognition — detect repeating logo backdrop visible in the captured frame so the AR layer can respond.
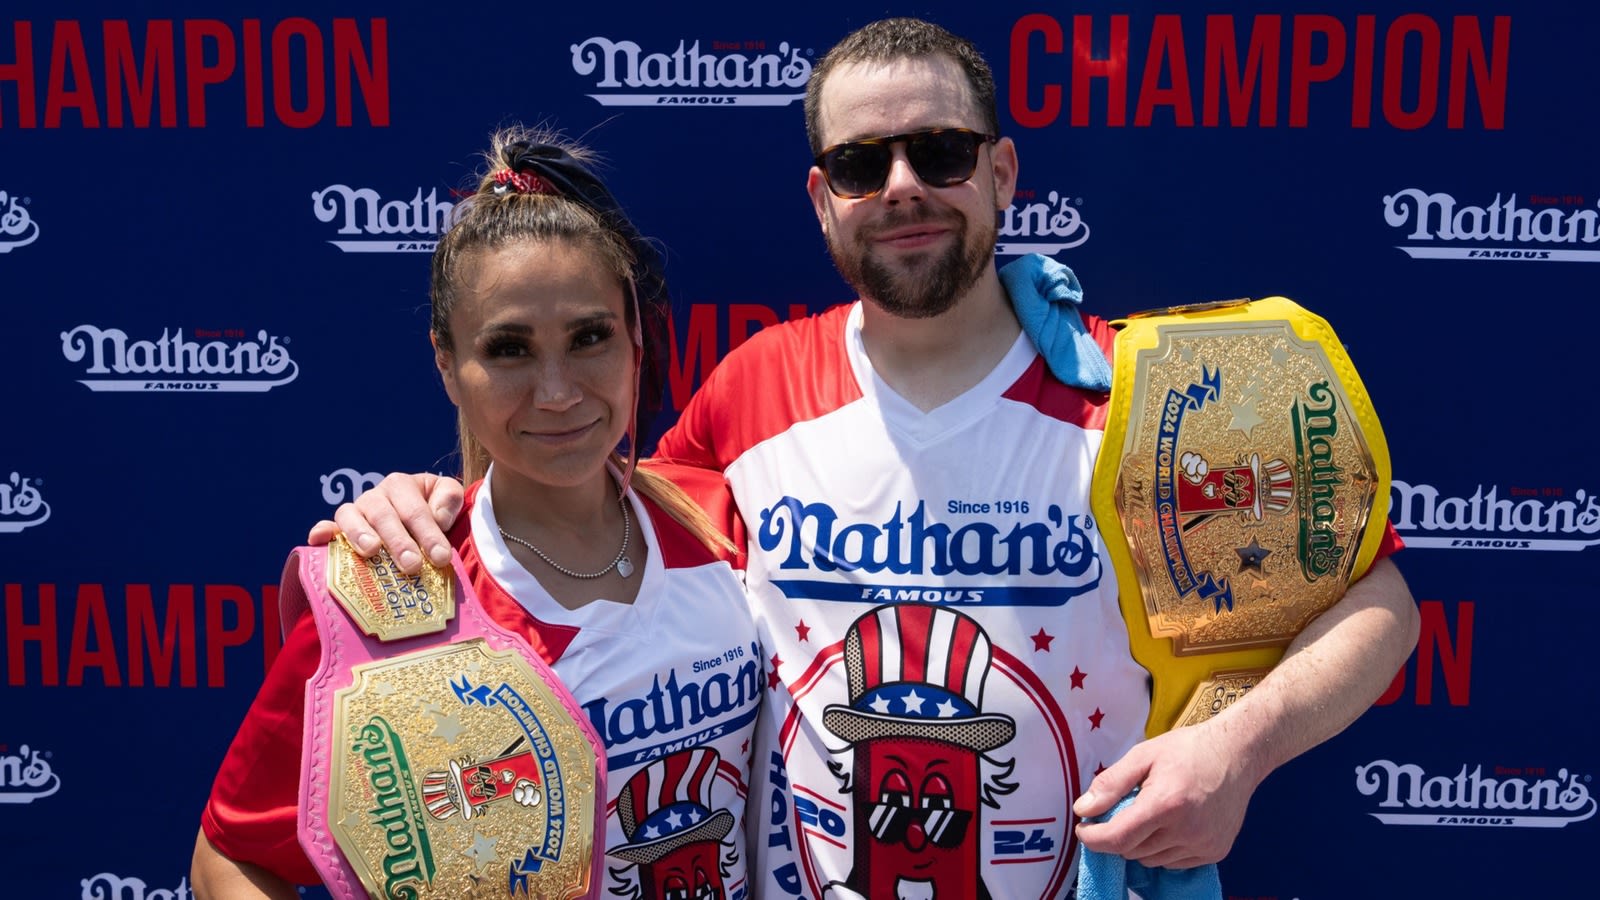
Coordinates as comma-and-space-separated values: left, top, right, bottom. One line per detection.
3, 2, 1593, 897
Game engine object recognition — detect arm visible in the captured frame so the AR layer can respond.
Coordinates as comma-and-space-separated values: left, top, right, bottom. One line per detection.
191, 830, 300, 900
1073, 556, 1419, 868
306, 472, 465, 575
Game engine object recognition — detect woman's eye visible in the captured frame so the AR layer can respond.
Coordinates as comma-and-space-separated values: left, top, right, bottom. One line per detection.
573, 324, 616, 349
484, 339, 528, 358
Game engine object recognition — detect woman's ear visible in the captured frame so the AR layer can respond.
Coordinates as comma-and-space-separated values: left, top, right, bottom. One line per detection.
432, 332, 460, 405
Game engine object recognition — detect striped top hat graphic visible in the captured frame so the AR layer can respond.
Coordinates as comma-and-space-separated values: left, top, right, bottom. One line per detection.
611, 747, 734, 865
823, 605, 1016, 752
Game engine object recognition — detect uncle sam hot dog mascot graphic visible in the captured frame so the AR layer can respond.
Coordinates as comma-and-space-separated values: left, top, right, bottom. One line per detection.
820, 604, 1018, 900
610, 748, 739, 900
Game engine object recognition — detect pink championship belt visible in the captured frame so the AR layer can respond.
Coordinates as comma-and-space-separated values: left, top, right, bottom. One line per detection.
279, 537, 606, 899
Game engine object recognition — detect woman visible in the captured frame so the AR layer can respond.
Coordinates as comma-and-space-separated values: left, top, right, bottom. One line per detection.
193, 129, 760, 900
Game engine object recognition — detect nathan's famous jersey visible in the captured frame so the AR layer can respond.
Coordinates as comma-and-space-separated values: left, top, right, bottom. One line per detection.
658, 302, 1151, 900
203, 470, 761, 900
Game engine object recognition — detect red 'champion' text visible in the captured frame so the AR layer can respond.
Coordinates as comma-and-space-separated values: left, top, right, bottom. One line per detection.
1008, 13, 1509, 130
0, 18, 389, 128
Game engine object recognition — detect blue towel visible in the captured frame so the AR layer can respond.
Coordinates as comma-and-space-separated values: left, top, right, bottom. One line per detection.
1076, 791, 1223, 900
999, 253, 1113, 392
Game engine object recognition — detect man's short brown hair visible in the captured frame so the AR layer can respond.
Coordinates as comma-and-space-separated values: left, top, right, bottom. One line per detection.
803, 17, 1000, 155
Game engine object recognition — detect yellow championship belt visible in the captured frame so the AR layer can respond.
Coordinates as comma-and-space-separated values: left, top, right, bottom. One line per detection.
1090, 298, 1391, 736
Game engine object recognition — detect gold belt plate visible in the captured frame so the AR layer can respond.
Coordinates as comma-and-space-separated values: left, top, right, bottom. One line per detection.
1091, 297, 1391, 735
327, 536, 455, 641
329, 639, 600, 899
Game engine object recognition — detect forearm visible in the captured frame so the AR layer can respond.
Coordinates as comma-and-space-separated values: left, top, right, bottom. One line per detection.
1218, 556, 1419, 785
191, 829, 300, 900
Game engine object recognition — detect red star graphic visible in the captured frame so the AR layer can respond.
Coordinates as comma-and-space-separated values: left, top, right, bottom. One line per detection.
767, 654, 784, 691
1069, 666, 1086, 689
795, 620, 811, 642
1088, 707, 1105, 730
1030, 627, 1055, 652
741, 738, 750, 755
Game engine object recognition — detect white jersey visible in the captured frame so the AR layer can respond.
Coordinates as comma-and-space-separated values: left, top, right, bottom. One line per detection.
471, 467, 763, 900
658, 302, 1150, 900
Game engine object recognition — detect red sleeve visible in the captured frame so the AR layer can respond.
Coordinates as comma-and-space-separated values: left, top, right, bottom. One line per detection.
655, 303, 860, 471
640, 459, 748, 569
654, 373, 725, 472
200, 610, 322, 886
1374, 518, 1404, 561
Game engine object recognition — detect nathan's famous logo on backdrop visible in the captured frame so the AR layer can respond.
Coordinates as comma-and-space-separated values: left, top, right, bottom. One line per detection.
322, 468, 383, 505
1355, 760, 1596, 828
996, 189, 1090, 256
1390, 479, 1599, 551
1383, 190, 1598, 261
570, 36, 811, 106
0, 190, 39, 251
59, 325, 299, 392
312, 184, 453, 252
0, 472, 49, 533
0, 18, 389, 128
1007, 13, 1509, 130
79, 873, 191, 900
0, 742, 60, 804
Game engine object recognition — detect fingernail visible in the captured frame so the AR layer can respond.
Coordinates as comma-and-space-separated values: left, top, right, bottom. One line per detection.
399, 549, 421, 570
356, 535, 379, 555
429, 545, 450, 566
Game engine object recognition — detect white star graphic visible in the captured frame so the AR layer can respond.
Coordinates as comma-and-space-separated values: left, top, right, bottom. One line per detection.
869, 695, 893, 714
463, 830, 499, 874
901, 689, 926, 714
936, 699, 959, 718
687, 808, 702, 824
372, 681, 398, 697
1228, 396, 1265, 436
642, 823, 660, 840
430, 710, 468, 744
667, 810, 684, 829
339, 808, 365, 832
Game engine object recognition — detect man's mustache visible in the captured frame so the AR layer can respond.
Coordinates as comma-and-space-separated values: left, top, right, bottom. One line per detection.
860, 207, 965, 239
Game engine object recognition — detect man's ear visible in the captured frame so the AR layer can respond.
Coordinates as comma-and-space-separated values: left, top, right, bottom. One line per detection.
991, 136, 1019, 210
807, 167, 833, 237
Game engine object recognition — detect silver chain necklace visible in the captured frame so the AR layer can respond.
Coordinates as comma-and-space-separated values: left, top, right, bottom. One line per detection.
497, 486, 634, 580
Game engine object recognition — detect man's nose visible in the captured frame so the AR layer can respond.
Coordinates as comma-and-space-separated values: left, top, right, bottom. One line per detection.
877, 144, 926, 203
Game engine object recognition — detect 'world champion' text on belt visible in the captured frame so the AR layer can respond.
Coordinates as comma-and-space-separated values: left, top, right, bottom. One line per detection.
1152, 368, 1234, 612
450, 678, 567, 865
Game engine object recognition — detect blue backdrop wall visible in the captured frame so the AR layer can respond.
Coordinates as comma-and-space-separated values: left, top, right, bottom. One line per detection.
2, 2, 1594, 898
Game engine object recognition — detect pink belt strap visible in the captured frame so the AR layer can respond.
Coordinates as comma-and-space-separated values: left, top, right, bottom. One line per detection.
278, 544, 607, 898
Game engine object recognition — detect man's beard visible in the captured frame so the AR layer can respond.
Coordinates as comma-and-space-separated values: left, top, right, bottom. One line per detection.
828, 207, 994, 320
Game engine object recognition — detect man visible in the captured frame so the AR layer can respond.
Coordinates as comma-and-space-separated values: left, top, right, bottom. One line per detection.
324, 18, 1417, 899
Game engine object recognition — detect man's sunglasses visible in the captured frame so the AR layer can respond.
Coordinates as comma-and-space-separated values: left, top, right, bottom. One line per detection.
814, 128, 997, 199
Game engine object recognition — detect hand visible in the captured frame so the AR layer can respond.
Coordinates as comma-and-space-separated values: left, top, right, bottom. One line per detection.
305, 472, 465, 574
1072, 720, 1258, 869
